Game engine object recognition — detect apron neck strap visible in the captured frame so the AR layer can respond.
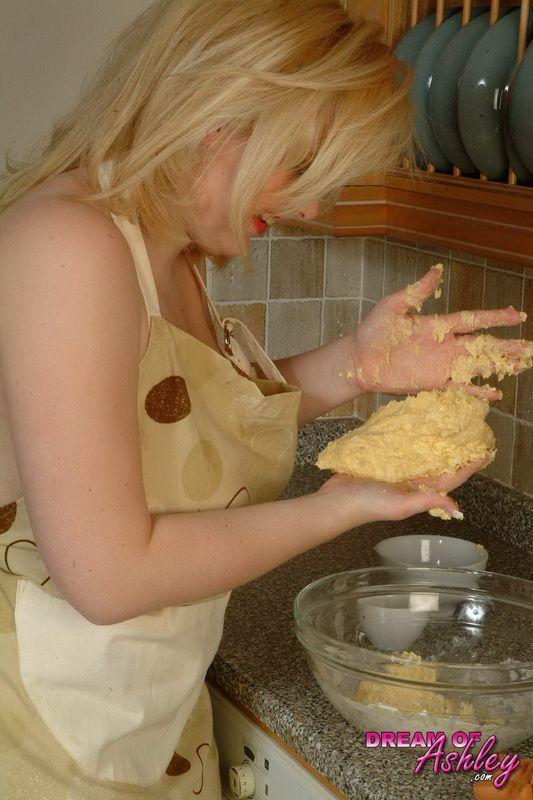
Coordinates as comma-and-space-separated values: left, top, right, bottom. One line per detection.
183, 251, 226, 330
183, 251, 286, 384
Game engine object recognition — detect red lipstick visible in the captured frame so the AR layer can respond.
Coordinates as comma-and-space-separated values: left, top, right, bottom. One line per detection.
252, 215, 268, 234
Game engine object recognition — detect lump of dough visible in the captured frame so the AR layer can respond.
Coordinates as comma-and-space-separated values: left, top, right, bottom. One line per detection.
315, 387, 496, 484
354, 651, 475, 716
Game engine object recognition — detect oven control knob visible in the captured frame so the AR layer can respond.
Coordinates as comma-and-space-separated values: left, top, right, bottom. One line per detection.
228, 759, 255, 798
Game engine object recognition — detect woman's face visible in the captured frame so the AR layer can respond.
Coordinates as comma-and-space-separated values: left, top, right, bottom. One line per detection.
185, 132, 320, 258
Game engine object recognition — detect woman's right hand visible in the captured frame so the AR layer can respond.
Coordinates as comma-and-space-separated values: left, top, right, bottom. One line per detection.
315, 456, 491, 530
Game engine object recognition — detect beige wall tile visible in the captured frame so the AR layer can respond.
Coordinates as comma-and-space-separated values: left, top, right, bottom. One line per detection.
418, 243, 450, 257
270, 222, 317, 237
513, 421, 533, 495
212, 240, 268, 302
270, 239, 325, 299
325, 238, 363, 297
267, 300, 321, 359
482, 411, 514, 485
483, 269, 523, 415
517, 276, 533, 422
492, 374, 517, 416
362, 238, 385, 301
386, 236, 416, 249
450, 249, 484, 265
486, 256, 524, 274
448, 260, 484, 312
216, 303, 266, 347
361, 299, 376, 321
322, 299, 360, 346
517, 371, 533, 423
415, 250, 449, 315
484, 269, 523, 332
384, 244, 418, 296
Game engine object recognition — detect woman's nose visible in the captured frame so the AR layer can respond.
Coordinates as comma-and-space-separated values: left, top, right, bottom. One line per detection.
297, 200, 320, 222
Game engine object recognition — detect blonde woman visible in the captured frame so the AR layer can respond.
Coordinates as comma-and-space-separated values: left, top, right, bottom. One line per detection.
0, 1, 530, 797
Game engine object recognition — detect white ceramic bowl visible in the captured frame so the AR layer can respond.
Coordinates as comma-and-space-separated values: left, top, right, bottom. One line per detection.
375, 534, 488, 574
357, 593, 432, 651
375, 534, 488, 616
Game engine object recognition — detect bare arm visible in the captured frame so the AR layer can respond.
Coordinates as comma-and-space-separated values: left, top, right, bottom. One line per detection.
94, 462, 474, 625
273, 333, 362, 426
89, 491, 352, 624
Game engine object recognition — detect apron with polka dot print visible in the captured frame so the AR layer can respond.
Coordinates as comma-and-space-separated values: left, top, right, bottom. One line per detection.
0, 162, 301, 797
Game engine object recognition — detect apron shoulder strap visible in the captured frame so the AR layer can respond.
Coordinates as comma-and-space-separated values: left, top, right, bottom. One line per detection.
97, 162, 161, 322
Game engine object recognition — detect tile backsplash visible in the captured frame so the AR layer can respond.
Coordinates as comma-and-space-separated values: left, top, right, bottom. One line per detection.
208, 226, 532, 497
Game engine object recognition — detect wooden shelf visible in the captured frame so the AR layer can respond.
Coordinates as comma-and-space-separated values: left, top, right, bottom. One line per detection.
301, 169, 533, 270
305, 0, 532, 270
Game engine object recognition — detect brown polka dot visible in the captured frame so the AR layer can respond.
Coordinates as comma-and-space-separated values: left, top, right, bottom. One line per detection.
0, 503, 17, 535
145, 376, 191, 423
166, 752, 191, 776
182, 440, 223, 501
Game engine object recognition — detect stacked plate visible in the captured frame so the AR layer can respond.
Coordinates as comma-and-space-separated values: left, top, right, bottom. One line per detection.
395, 7, 533, 183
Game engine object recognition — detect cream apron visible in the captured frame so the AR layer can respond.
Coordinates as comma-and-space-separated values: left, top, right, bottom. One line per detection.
0, 168, 301, 798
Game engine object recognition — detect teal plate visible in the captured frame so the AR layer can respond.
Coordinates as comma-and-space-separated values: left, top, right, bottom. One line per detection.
508, 41, 533, 179
413, 9, 469, 171
458, 8, 533, 181
395, 10, 458, 168
396, 13, 440, 65
429, 10, 498, 175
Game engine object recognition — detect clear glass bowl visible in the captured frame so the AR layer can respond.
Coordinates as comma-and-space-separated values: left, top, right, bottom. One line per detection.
294, 567, 533, 750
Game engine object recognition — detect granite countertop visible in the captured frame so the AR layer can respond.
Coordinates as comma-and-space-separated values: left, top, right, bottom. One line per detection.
207, 420, 533, 800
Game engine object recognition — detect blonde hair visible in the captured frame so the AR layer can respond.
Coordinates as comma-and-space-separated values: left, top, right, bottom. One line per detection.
0, 0, 414, 271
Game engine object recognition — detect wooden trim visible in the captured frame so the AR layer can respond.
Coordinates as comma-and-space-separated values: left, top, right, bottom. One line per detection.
386, 168, 533, 211
312, 170, 533, 269
206, 680, 349, 799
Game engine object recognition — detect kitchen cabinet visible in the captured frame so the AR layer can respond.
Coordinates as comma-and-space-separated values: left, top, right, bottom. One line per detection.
302, 0, 533, 270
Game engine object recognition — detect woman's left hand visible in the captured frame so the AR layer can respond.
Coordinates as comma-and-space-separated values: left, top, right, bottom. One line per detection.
344, 264, 532, 401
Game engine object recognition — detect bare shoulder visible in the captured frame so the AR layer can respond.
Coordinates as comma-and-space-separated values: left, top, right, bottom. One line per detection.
0, 169, 134, 280
0, 169, 143, 349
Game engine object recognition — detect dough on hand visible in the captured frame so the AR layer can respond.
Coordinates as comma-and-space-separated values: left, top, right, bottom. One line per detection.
315, 387, 496, 487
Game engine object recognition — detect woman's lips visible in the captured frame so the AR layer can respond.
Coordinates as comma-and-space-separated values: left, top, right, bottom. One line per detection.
252, 215, 268, 234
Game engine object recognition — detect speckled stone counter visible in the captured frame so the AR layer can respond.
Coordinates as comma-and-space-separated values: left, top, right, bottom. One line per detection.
207, 419, 533, 800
